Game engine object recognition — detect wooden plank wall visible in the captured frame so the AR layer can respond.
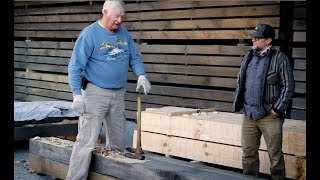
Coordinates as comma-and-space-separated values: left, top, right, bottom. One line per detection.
14, 1, 305, 120
291, 1, 306, 120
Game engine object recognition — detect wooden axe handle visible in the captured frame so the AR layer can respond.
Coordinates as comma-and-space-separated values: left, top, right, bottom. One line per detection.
135, 95, 143, 156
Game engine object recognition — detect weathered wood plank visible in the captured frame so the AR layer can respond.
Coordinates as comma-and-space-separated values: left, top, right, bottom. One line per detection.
14, 62, 68, 73
29, 137, 253, 180
133, 131, 305, 180
293, 70, 306, 82
294, 7, 306, 19
14, 41, 250, 57
293, 20, 306, 31
14, 14, 101, 23
129, 73, 237, 88
14, 76, 235, 103
139, 44, 250, 56
125, 110, 136, 120
141, 54, 242, 66
294, 59, 306, 70
14, 79, 70, 92
15, 64, 237, 88
15, 22, 91, 31
14, 40, 75, 49
14, 116, 77, 126
28, 154, 119, 180
126, 83, 235, 102
15, 17, 279, 31
14, 48, 72, 57
295, 82, 306, 94
14, 70, 235, 102
15, 86, 71, 100
14, 92, 67, 102
14, 83, 234, 113
124, 17, 279, 30
125, 92, 233, 112
15, 1, 278, 16
127, 1, 278, 12
14, 71, 69, 83
14, 1, 92, 7
292, 98, 306, 110
15, 5, 279, 23
14, 30, 80, 38
292, 48, 306, 58
294, 1, 306, 7
131, 29, 279, 40
125, 101, 163, 112
290, 109, 306, 120
144, 64, 239, 77
14, 55, 70, 65
293, 32, 306, 42
15, 122, 78, 141
14, 5, 102, 16
14, 29, 278, 40
126, 5, 280, 21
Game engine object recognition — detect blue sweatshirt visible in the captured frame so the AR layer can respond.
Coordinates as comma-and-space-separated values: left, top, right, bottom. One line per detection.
68, 21, 146, 95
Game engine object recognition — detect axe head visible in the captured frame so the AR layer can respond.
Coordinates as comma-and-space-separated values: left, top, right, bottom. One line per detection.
134, 153, 145, 160
124, 152, 145, 160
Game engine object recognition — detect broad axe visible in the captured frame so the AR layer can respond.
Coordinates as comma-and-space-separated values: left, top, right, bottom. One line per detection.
124, 90, 145, 160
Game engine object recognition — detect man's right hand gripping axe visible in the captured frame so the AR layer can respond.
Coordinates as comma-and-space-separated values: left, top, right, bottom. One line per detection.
136, 75, 151, 95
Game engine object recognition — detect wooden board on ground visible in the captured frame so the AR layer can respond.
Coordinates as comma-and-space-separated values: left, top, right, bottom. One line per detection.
28, 154, 119, 180
29, 137, 267, 180
140, 107, 306, 156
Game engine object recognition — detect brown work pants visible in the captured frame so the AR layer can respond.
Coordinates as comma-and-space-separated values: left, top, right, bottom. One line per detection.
241, 114, 285, 180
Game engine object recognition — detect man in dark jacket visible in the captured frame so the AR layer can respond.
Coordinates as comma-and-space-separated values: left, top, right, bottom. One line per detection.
233, 24, 295, 180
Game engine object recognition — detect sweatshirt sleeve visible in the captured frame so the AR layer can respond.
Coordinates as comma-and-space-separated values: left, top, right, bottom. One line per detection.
68, 31, 93, 96
126, 30, 146, 78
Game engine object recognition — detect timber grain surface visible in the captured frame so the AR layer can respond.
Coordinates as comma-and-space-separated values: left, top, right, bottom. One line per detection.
28, 137, 270, 180
25, 119, 270, 180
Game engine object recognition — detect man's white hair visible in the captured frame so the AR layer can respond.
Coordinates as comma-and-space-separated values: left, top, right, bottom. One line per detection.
102, 0, 126, 14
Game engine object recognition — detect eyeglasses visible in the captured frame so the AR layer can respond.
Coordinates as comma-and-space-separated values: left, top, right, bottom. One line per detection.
252, 37, 265, 41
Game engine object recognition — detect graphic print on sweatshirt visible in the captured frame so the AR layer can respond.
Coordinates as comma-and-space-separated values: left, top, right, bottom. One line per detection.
100, 38, 128, 62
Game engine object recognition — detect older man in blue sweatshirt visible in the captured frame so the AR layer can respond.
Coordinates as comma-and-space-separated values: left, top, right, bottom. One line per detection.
66, 0, 151, 179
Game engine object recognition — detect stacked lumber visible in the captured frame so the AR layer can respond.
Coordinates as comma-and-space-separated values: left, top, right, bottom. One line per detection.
133, 106, 306, 179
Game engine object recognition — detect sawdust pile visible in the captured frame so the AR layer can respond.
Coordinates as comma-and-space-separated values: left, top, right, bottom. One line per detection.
32, 137, 147, 163
33, 136, 74, 148
93, 146, 125, 159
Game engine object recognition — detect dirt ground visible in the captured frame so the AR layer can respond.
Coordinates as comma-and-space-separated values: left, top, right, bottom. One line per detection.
14, 140, 52, 180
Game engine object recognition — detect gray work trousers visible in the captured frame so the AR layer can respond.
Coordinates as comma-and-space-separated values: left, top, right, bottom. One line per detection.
66, 83, 126, 180
241, 114, 286, 180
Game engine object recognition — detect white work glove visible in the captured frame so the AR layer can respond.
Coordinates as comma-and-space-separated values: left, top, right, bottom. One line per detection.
72, 95, 85, 115
136, 75, 151, 95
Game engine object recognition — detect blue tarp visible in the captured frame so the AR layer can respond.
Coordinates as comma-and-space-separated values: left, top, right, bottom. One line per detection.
14, 101, 79, 121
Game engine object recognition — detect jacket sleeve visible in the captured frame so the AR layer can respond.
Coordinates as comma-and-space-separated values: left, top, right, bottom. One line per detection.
273, 54, 295, 115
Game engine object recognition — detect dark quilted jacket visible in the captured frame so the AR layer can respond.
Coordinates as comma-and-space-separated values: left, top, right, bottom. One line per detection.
233, 47, 295, 117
